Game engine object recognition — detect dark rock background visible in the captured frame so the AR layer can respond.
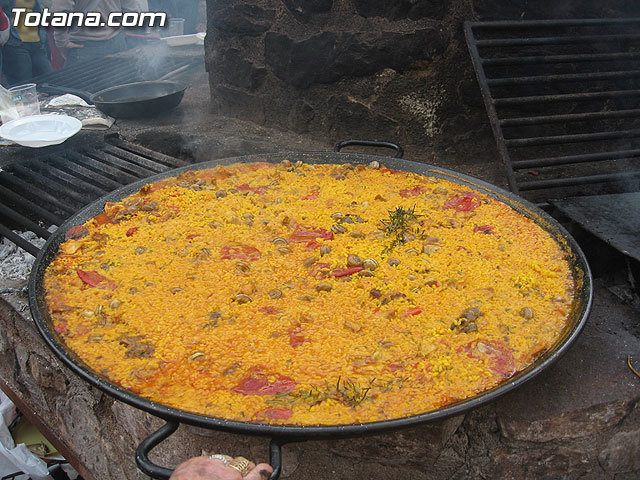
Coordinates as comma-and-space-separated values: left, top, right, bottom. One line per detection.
205, 0, 640, 164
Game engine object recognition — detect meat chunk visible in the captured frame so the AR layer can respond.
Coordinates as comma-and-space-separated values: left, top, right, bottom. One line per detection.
119, 335, 155, 359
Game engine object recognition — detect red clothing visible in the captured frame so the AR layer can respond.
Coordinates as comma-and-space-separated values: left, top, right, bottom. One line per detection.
46, 26, 64, 69
0, 7, 9, 31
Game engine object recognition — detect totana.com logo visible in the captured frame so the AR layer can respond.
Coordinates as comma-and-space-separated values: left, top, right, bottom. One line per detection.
11, 7, 167, 28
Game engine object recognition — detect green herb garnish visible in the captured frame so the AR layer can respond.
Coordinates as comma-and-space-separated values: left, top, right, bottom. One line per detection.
268, 377, 377, 409
381, 206, 422, 252
334, 376, 374, 407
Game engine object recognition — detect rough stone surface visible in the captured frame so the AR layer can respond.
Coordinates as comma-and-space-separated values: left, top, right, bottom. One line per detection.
207, 0, 465, 159
264, 27, 449, 88
600, 430, 640, 473
220, 49, 267, 92
598, 403, 640, 474
353, 0, 447, 20
206, 0, 640, 164
282, 0, 333, 22
209, 2, 275, 36
500, 400, 632, 443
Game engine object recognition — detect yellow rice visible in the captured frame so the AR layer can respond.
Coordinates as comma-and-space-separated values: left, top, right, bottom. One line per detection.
44, 160, 574, 425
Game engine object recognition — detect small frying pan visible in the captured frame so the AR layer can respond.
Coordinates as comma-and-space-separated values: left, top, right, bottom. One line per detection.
39, 81, 187, 119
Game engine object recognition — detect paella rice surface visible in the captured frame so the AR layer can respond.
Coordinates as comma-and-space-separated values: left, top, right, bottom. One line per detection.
45, 160, 575, 425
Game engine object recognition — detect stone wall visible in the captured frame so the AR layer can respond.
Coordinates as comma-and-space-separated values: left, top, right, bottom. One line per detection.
205, 0, 640, 160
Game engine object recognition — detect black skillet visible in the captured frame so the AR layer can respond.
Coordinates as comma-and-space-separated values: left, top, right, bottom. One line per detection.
28, 141, 593, 479
39, 81, 186, 119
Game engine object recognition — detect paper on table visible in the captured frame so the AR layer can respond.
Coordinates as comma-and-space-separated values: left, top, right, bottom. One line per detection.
40, 95, 115, 130
0, 391, 51, 479
45, 94, 90, 108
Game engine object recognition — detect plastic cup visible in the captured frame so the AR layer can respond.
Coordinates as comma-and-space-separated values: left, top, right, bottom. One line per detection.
9, 84, 40, 117
167, 17, 185, 37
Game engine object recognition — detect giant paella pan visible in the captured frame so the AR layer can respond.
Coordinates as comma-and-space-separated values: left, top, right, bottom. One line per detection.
29, 142, 592, 478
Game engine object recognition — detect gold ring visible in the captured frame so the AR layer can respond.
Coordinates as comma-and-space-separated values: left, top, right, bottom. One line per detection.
228, 456, 251, 476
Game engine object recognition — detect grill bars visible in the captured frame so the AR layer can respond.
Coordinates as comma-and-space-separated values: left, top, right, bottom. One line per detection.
464, 18, 640, 202
0, 136, 189, 256
30, 56, 202, 94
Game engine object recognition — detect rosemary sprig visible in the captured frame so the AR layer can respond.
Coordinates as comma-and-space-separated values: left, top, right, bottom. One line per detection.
292, 383, 331, 407
269, 377, 377, 409
335, 376, 375, 408
381, 206, 422, 252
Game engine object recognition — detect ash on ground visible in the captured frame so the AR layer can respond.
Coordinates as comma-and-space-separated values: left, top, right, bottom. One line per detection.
0, 232, 45, 280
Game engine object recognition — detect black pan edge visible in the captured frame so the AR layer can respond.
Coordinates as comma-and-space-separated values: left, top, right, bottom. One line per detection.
90, 81, 187, 104
29, 151, 593, 438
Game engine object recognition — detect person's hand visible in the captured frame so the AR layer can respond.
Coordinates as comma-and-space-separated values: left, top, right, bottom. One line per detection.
60, 41, 84, 60
169, 455, 273, 480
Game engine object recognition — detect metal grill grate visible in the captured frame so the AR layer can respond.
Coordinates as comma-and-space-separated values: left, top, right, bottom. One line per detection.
30, 56, 202, 95
464, 18, 640, 204
0, 136, 189, 256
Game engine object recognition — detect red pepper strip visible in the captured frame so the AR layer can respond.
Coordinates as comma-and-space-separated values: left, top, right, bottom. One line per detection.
304, 240, 322, 250
48, 296, 75, 313
233, 376, 267, 394
459, 339, 516, 379
220, 244, 262, 261
77, 270, 116, 290
474, 225, 494, 234
126, 227, 138, 237
309, 262, 331, 279
289, 226, 334, 243
443, 192, 482, 212
93, 213, 114, 225
399, 185, 428, 198
385, 363, 404, 372
332, 266, 364, 277
242, 162, 273, 171
254, 407, 293, 421
233, 375, 297, 395
403, 307, 423, 317
259, 306, 280, 315
54, 322, 68, 334
235, 183, 269, 195
186, 234, 200, 240
288, 324, 306, 347
302, 191, 320, 200
65, 225, 89, 240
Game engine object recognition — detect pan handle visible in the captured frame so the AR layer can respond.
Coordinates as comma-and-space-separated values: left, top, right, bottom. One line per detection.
334, 139, 404, 158
268, 438, 286, 480
135, 420, 288, 480
135, 420, 179, 479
